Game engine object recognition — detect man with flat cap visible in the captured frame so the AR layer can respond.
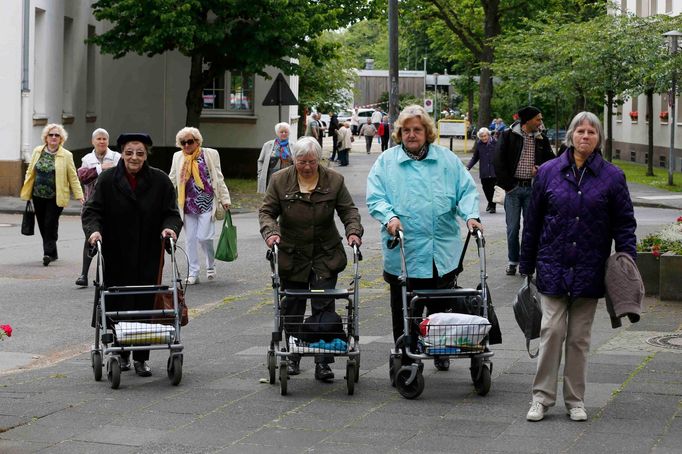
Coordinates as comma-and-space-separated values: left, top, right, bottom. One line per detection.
82, 133, 183, 377
494, 106, 554, 276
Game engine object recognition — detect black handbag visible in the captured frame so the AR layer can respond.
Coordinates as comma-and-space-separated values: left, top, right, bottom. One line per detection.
513, 276, 542, 358
21, 201, 35, 236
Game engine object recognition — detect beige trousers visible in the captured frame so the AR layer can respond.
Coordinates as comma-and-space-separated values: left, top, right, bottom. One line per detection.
532, 293, 598, 409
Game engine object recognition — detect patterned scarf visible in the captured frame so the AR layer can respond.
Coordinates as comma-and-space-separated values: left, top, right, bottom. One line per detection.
274, 138, 290, 160
402, 142, 429, 161
178, 148, 204, 209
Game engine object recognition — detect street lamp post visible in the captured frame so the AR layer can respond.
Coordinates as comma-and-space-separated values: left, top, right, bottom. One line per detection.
664, 30, 682, 186
423, 57, 427, 106
434, 72, 439, 122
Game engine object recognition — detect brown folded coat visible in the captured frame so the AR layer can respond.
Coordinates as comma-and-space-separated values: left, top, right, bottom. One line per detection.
604, 252, 643, 328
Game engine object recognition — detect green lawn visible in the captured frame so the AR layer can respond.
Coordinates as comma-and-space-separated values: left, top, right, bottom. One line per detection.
612, 159, 682, 192
225, 178, 262, 211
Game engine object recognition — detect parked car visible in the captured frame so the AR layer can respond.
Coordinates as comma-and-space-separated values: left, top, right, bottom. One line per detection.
545, 128, 567, 143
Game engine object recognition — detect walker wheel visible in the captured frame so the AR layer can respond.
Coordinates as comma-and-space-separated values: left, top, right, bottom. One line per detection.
474, 365, 491, 396
267, 350, 276, 384
346, 360, 356, 395
108, 357, 121, 389
91, 350, 102, 382
279, 361, 288, 395
167, 354, 183, 386
395, 367, 424, 399
354, 354, 360, 383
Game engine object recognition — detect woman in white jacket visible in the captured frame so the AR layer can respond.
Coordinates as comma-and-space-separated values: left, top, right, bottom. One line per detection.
256, 122, 293, 193
169, 127, 231, 284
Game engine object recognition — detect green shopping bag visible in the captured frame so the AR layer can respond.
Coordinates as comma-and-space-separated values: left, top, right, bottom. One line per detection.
215, 210, 238, 262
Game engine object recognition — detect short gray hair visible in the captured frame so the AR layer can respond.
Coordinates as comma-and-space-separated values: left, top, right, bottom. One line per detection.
477, 127, 491, 139
564, 111, 603, 150
292, 137, 322, 161
91, 128, 109, 140
274, 122, 290, 134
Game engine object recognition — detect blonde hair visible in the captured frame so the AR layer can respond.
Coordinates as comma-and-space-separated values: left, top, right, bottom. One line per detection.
391, 105, 437, 144
175, 126, 203, 148
41, 124, 68, 145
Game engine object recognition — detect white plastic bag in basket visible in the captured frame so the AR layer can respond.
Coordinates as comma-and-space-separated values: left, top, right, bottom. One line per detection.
421, 312, 491, 347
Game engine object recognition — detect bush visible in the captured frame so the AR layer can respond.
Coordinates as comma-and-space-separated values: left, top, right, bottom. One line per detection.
637, 217, 682, 256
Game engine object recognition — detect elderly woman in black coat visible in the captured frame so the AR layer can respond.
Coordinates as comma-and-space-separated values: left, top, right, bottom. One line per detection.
466, 127, 497, 213
82, 133, 182, 377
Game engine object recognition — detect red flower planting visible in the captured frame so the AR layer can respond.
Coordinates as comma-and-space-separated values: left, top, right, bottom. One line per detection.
0, 324, 12, 338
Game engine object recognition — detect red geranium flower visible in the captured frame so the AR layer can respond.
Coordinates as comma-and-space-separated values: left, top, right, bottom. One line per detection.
676, 216, 682, 223
0, 324, 11, 338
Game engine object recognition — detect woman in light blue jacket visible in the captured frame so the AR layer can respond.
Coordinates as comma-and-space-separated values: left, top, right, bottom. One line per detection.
366, 105, 482, 370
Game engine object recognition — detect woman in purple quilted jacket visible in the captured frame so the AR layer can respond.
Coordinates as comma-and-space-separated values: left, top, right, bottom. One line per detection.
519, 112, 636, 423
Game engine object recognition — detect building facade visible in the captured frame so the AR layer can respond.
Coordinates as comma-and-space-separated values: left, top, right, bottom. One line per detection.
610, 0, 682, 170
0, 0, 298, 195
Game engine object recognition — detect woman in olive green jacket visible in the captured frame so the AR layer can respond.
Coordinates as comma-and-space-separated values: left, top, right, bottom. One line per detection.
20, 123, 83, 265
259, 136, 363, 382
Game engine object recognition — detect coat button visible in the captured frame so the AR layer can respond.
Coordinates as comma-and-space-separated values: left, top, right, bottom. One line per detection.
576, 216, 580, 221
578, 191, 582, 195
573, 242, 576, 246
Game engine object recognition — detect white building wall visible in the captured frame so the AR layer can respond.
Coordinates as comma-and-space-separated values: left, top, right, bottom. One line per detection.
610, 0, 682, 164
0, 1, 23, 162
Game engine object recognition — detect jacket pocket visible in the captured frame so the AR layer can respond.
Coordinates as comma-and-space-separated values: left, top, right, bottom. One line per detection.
320, 239, 347, 275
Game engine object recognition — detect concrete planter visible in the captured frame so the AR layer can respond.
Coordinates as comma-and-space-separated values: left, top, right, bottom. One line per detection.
636, 252, 660, 296
659, 252, 682, 301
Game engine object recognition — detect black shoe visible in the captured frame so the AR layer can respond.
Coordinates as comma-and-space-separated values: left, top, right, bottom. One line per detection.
434, 357, 450, 371
315, 363, 334, 382
75, 274, 88, 287
120, 356, 131, 371
287, 359, 300, 376
134, 360, 152, 377
506, 264, 517, 276
42, 255, 51, 266
485, 203, 492, 212
489, 207, 496, 214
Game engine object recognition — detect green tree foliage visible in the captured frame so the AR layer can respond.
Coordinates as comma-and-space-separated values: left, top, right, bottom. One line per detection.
89, 0, 371, 127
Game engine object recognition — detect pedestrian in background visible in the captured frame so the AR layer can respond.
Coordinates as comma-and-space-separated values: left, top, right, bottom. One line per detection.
82, 133, 182, 377
351, 108, 360, 136
336, 121, 353, 167
367, 104, 482, 371
257, 123, 293, 194
466, 127, 497, 213
378, 115, 391, 152
359, 118, 377, 154
259, 136, 363, 382
20, 123, 84, 266
169, 127, 231, 285
328, 112, 340, 162
520, 112, 636, 422
493, 106, 554, 276
75, 128, 121, 287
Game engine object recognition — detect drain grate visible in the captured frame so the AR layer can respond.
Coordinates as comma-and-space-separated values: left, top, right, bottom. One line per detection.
646, 334, 682, 350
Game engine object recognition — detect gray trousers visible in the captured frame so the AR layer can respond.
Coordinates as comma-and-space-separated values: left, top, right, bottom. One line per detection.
532, 293, 598, 410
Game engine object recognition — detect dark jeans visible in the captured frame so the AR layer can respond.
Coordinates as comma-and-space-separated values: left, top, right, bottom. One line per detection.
32, 196, 63, 259
481, 177, 497, 206
385, 265, 459, 343
364, 136, 373, 153
331, 132, 339, 160
282, 271, 337, 364
338, 148, 350, 166
504, 185, 533, 264
381, 134, 389, 152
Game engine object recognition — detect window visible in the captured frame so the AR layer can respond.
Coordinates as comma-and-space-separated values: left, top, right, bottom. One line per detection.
630, 151, 637, 162
33, 8, 47, 117
62, 17, 74, 121
615, 148, 621, 159
660, 155, 667, 168
622, 0, 628, 13
651, 0, 658, 14
636, 0, 642, 16
203, 72, 254, 114
661, 92, 669, 122
666, 0, 672, 13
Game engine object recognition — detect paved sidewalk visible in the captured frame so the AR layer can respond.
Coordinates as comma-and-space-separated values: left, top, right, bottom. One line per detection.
1, 143, 680, 453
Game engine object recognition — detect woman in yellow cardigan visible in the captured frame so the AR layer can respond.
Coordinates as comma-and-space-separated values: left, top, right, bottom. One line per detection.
21, 124, 84, 265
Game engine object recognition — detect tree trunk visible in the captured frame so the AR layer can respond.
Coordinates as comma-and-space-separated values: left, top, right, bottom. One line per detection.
185, 54, 205, 128
605, 90, 614, 161
298, 105, 308, 137
554, 95, 560, 150
646, 89, 655, 176
478, 65, 493, 129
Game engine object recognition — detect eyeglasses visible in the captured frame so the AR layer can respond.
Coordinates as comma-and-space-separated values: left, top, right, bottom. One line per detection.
296, 160, 318, 167
180, 139, 196, 146
48, 133, 61, 138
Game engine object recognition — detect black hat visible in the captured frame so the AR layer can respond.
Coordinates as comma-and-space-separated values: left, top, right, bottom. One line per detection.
517, 106, 541, 124
117, 133, 153, 149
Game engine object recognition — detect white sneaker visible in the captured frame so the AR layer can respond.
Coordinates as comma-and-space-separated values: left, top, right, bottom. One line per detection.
206, 268, 216, 281
185, 276, 199, 285
526, 402, 546, 421
568, 407, 587, 421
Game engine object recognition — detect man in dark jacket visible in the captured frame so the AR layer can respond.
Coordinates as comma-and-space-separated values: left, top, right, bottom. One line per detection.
82, 133, 183, 377
493, 106, 555, 275
328, 112, 340, 162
